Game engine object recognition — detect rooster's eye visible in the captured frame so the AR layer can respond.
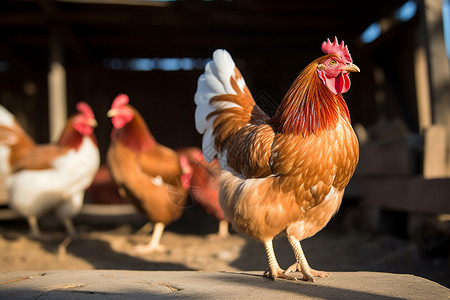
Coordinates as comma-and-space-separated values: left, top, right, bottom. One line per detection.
329, 60, 337, 66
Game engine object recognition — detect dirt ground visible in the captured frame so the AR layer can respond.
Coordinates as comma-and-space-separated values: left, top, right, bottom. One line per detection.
1, 203, 449, 288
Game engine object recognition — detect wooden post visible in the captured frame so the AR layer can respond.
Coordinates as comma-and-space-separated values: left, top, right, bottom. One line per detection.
414, 44, 432, 132
418, 0, 450, 177
423, 125, 447, 178
48, 31, 67, 142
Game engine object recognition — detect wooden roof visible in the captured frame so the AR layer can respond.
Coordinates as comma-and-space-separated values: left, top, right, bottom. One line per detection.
1, 0, 408, 65
0, 0, 416, 151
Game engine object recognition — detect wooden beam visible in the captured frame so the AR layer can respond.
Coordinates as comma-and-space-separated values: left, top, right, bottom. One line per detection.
359, 177, 450, 214
55, 0, 170, 7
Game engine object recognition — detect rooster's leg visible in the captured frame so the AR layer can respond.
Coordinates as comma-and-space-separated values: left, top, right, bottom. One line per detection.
133, 222, 166, 254
263, 239, 297, 281
27, 216, 42, 239
286, 235, 330, 282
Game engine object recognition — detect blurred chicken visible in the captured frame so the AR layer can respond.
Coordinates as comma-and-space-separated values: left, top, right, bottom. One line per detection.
85, 165, 126, 205
107, 94, 189, 253
194, 37, 359, 281
176, 147, 229, 239
0, 105, 35, 177
0, 102, 100, 238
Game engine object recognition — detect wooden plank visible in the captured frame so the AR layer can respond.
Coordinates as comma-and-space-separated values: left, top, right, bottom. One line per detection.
0, 208, 21, 221
423, 125, 448, 178
359, 176, 450, 214
80, 203, 137, 216
357, 135, 420, 176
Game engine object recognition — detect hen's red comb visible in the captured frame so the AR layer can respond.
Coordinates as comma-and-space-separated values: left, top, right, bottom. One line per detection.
111, 94, 129, 109
321, 37, 352, 64
179, 154, 190, 169
76, 102, 94, 119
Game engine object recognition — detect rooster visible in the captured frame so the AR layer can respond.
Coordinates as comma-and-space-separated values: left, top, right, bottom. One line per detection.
176, 147, 229, 238
107, 94, 189, 253
0, 102, 100, 238
194, 37, 360, 281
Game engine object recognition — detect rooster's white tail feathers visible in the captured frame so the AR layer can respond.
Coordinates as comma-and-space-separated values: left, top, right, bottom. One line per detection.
0, 105, 14, 128
194, 50, 247, 164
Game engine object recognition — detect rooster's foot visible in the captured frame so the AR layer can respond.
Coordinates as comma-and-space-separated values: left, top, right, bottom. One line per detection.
263, 266, 299, 281
285, 263, 331, 282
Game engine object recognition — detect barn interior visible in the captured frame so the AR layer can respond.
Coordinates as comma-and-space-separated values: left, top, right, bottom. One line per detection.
0, 0, 449, 287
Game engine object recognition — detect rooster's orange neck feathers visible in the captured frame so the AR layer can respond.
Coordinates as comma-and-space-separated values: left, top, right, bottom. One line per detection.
270, 55, 350, 137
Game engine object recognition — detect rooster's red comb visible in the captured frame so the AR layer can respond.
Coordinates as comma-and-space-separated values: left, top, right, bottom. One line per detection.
76, 102, 94, 119
321, 37, 352, 64
111, 94, 129, 109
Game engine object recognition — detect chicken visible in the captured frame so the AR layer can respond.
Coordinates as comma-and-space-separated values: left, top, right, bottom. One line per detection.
106, 94, 188, 253
0, 105, 35, 177
85, 165, 126, 205
194, 37, 360, 281
1, 102, 100, 238
176, 147, 229, 238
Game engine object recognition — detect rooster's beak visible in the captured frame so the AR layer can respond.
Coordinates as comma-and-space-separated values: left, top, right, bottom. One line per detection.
107, 108, 118, 118
343, 63, 360, 73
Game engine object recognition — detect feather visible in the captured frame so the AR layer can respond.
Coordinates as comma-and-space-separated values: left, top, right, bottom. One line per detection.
0, 105, 14, 127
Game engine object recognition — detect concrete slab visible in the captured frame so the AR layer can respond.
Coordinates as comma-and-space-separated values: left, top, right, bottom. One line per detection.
0, 270, 448, 299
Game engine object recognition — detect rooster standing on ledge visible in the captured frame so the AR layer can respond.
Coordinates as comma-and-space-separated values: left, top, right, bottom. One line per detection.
194, 37, 359, 282
107, 94, 189, 253
0, 102, 100, 238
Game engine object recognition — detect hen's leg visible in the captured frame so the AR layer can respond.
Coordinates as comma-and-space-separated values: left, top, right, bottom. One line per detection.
208, 220, 229, 240
286, 235, 330, 282
133, 222, 166, 253
263, 239, 297, 281
62, 217, 77, 238
27, 216, 42, 239
56, 192, 82, 238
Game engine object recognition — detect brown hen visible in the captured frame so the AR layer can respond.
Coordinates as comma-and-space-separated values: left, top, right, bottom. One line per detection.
107, 94, 188, 253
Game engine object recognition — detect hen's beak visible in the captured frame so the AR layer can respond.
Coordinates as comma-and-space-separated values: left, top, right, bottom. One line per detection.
107, 108, 118, 118
89, 119, 98, 128
343, 63, 360, 73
